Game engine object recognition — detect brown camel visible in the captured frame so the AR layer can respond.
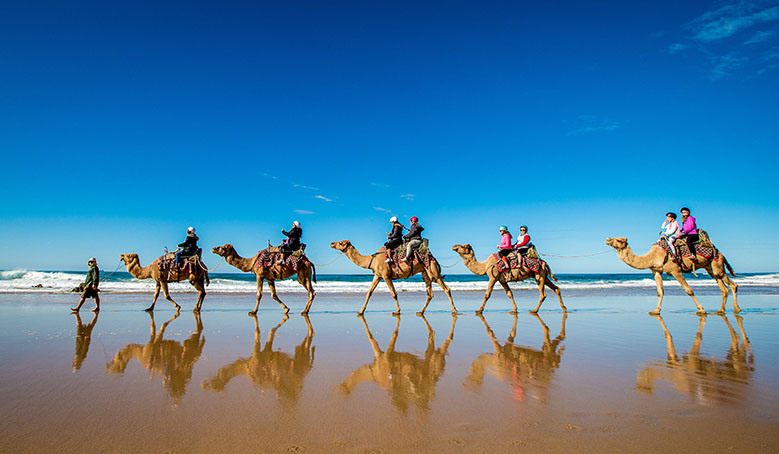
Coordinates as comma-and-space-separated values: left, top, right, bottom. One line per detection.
211, 244, 316, 315
107, 312, 205, 404
120, 253, 208, 312
451, 244, 566, 314
329, 240, 456, 315
465, 312, 566, 404
605, 237, 739, 315
202, 313, 315, 410
340, 314, 456, 416
637, 314, 753, 405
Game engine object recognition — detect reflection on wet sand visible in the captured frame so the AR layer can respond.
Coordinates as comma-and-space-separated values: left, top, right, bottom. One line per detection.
340, 314, 456, 416
638, 314, 754, 405
465, 313, 566, 403
202, 314, 315, 410
106, 312, 205, 403
72, 312, 99, 372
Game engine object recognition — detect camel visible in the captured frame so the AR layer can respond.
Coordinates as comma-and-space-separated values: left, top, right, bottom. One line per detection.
340, 314, 456, 416
451, 244, 566, 314
637, 314, 753, 405
107, 312, 205, 403
211, 244, 316, 315
465, 313, 566, 403
330, 240, 456, 315
202, 314, 315, 410
605, 237, 739, 315
119, 253, 208, 312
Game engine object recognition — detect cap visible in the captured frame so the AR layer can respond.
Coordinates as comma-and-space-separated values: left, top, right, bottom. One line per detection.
410, 216, 418, 222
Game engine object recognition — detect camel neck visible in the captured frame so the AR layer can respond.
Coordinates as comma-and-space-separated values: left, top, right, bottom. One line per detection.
616, 245, 662, 270
126, 259, 152, 279
343, 245, 374, 270
224, 249, 256, 272
459, 251, 489, 276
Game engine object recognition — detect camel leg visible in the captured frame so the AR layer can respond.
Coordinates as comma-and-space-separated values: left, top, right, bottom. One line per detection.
428, 262, 457, 314
710, 274, 730, 315
299, 271, 317, 315
416, 272, 435, 316
250, 277, 264, 315
476, 278, 498, 314
544, 279, 567, 312
500, 281, 519, 314
267, 280, 289, 314
723, 274, 740, 314
650, 271, 664, 315
358, 275, 382, 316
146, 281, 162, 312
530, 275, 546, 314
670, 271, 706, 314
160, 281, 181, 312
192, 279, 207, 312
383, 278, 401, 315
651, 314, 678, 361
735, 315, 750, 345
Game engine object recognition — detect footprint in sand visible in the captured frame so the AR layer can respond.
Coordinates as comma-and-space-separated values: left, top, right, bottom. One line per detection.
512, 440, 528, 447
448, 439, 467, 446
565, 423, 584, 432
287, 445, 305, 452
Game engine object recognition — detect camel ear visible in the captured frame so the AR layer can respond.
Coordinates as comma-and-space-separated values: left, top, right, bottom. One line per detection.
464, 244, 471, 249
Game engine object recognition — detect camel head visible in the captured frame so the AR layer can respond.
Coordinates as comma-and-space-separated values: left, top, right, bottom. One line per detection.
119, 253, 139, 265
451, 244, 474, 257
605, 237, 628, 250
211, 244, 235, 257
330, 240, 352, 252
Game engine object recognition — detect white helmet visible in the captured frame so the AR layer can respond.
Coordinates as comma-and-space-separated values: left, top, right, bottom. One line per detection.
293, 220, 301, 228
389, 216, 398, 223
187, 226, 196, 233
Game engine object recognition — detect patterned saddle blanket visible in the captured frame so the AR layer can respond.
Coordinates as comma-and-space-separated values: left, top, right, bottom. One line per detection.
492, 251, 545, 274
380, 245, 434, 268
157, 255, 198, 274
254, 249, 309, 272
657, 237, 718, 260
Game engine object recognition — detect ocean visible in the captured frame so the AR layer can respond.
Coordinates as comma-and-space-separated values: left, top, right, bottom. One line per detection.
2, 269, 778, 296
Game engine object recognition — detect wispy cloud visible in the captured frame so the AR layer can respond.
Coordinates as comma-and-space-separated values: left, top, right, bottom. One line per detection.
745, 29, 777, 44
293, 183, 319, 191
692, 3, 779, 42
372, 206, 392, 213
314, 195, 332, 202
710, 52, 750, 79
293, 209, 315, 215
400, 193, 414, 201
567, 116, 621, 136
370, 182, 390, 189
261, 172, 279, 180
668, 43, 687, 54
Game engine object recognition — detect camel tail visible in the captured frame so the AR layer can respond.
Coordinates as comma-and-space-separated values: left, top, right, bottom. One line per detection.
723, 255, 736, 277
310, 262, 317, 284
545, 262, 558, 282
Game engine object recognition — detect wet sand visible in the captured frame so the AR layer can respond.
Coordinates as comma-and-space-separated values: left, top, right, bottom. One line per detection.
1, 292, 778, 453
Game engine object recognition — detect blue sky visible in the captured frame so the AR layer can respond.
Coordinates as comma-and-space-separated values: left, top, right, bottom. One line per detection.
1, 0, 778, 273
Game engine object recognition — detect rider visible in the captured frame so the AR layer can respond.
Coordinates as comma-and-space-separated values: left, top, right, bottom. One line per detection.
176, 227, 199, 264
660, 212, 681, 255
280, 220, 303, 254
384, 216, 404, 263
497, 225, 512, 265
401, 216, 424, 263
513, 225, 533, 256
679, 207, 699, 260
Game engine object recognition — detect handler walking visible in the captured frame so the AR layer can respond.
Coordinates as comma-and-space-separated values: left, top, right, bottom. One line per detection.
70, 258, 100, 312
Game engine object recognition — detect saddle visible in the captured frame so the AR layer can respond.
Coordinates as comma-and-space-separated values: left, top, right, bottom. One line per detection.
493, 250, 545, 274
157, 255, 197, 273
255, 248, 309, 272
657, 237, 718, 263
380, 239, 433, 268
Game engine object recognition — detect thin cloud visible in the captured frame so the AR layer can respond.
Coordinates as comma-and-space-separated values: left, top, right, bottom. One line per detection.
373, 206, 392, 213
745, 29, 777, 44
314, 195, 333, 202
293, 183, 320, 191
567, 116, 621, 136
370, 182, 390, 189
710, 52, 749, 79
261, 172, 279, 180
668, 43, 687, 54
293, 209, 315, 215
692, 3, 779, 42
400, 193, 414, 201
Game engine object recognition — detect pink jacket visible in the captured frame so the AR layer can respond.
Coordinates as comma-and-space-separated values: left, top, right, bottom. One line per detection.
681, 216, 698, 235
498, 232, 512, 250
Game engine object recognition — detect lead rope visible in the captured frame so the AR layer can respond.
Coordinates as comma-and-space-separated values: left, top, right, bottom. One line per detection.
313, 253, 343, 267
540, 250, 613, 258
102, 261, 125, 279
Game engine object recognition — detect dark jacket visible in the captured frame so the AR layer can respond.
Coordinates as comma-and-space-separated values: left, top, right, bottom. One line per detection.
178, 233, 199, 257
404, 223, 424, 241
84, 265, 100, 288
387, 224, 403, 242
282, 226, 302, 250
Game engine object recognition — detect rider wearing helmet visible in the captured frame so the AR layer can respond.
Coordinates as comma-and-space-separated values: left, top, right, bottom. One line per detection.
384, 216, 404, 263
514, 225, 533, 256
280, 220, 303, 254
497, 225, 513, 263
401, 216, 424, 263
176, 226, 200, 264
679, 207, 699, 262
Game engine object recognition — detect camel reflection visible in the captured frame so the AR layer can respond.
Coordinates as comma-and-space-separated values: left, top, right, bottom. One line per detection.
106, 312, 205, 403
202, 314, 315, 410
465, 313, 566, 403
637, 314, 754, 405
340, 314, 456, 416
72, 312, 99, 372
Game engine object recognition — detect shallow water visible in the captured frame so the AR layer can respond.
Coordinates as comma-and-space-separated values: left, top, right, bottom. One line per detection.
1, 292, 778, 453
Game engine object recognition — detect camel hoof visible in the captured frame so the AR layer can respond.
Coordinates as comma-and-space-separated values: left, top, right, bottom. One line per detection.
527, 310, 536, 314
392, 311, 401, 316
416, 311, 424, 316
734, 307, 742, 314
648, 310, 660, 316
357, 312, 365, 317
193, 309, 200, 313
713, 310, 725, 315
145, 307, 154, 312
300, 311, 309, 316
248, 311, 257, 316
475, 310, 483, 315
561, 307, 568, 313
451, 311, 458, 316
696, 310, 707, 315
